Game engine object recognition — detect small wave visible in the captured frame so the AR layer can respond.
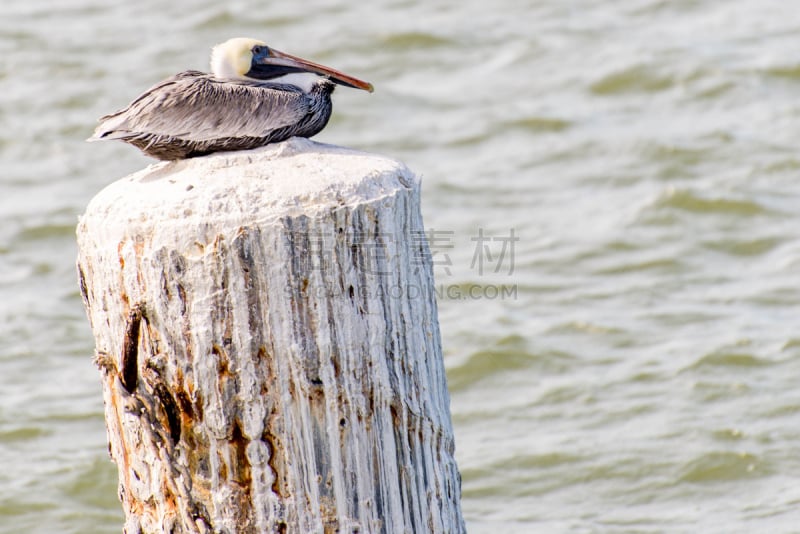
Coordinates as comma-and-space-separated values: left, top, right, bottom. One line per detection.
496, 451, 584, 470
16, 223, 76, 241
502, 116, 572, 133
688, 351, 772, 370
653, 188, 769, 216
639, 142, 710, 165
590, 64, 674, 95
677, 451, 764, 483
188, 10, 236, 30
0, 426, 50, 442
711, 428, 745, 442
448, 344, 575, 392
703, 236, 781, 257
781, 338, 800, 350
762, 63, 800, 80
593, 257, 684, 275
545, 321, 626, 336
377, 32, 455, 51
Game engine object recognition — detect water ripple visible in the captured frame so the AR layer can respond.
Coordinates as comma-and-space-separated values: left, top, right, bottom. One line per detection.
651, 187, 771, 216
590, 64, 676, 95
677, 451, 765, 483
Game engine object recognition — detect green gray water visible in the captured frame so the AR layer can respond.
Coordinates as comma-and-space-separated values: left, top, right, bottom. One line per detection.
3, 0, 800, 532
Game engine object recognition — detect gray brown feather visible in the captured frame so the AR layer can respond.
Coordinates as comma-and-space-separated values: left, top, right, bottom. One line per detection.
90, 71, 335, 160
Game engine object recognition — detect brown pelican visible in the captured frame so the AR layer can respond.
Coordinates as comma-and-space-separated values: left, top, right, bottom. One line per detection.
88, 37, 373, 160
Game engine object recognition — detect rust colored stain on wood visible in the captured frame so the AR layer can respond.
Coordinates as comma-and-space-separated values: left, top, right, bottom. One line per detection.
261, 429, 286, 499
229, 420, 251, 490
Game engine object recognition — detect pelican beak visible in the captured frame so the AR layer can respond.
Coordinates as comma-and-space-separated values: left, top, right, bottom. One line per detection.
250, 48, 374, 92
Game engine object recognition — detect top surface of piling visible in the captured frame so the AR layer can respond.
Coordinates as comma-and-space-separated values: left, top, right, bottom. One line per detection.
80, 138, 416, 234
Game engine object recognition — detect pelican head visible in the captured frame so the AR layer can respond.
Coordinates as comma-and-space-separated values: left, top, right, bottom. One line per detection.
210, 37, 373, 92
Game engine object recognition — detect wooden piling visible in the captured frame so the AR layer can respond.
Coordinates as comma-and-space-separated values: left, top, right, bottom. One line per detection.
77, 138, 465, 533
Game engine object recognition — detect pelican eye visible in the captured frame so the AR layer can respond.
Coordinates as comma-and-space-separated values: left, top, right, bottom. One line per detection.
252, 45, 270, 56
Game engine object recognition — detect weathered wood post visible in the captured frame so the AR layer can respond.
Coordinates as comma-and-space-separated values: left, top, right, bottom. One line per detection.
77, 138, 465, 533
